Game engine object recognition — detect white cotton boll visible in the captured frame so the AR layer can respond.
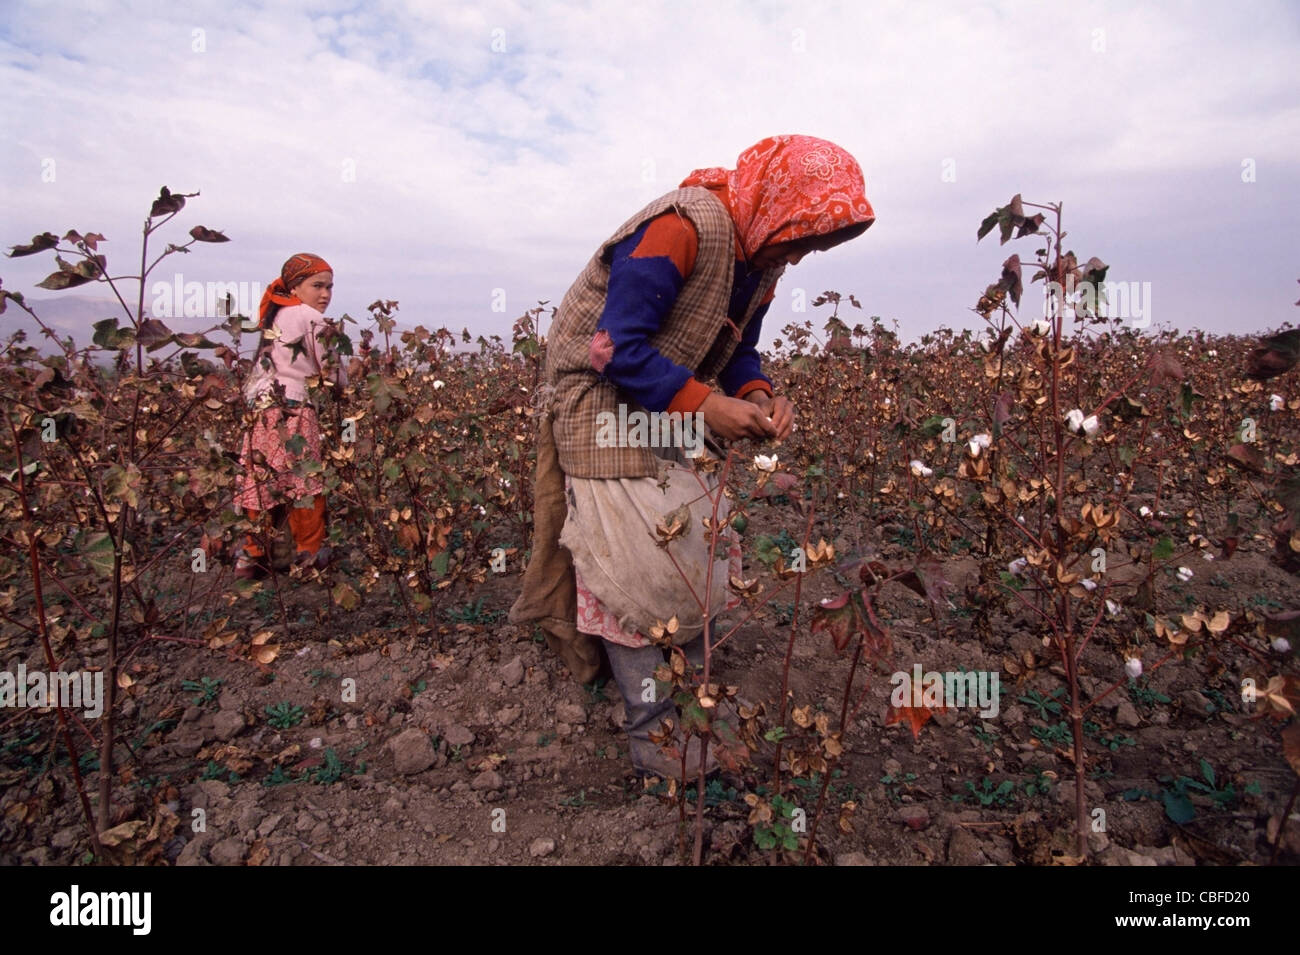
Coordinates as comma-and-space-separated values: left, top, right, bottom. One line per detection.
1080, 578, 1097, 591
1270, 394, 1284, 411
979, 336, 993, 353
1081, 415, 1100, 437
1202, 551, 1215, 561
1208, 349, 1217, 357
1139, 506, 1152, 518
1176, 566, 1194, 582
1008, 557, 1028, 576
433, 380, 446, 390
1273, 637, 1292, 653
1031, 320, 1051, 336
969, 433, 992, 456
1125, 657, 1143, 680
909, 459, 933, 478
1106, 599, 1121, 617
1065, 409, 1085, 432
309, 737, 323, 749
753, 454, 778, 472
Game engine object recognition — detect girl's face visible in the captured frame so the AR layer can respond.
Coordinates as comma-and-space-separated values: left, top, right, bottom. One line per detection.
291, 271, 333, 313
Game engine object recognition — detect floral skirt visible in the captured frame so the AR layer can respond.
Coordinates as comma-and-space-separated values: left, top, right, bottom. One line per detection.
234, 403, 324, 513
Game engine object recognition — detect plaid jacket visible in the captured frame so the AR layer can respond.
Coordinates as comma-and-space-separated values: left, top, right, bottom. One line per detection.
545, 187, 784, 478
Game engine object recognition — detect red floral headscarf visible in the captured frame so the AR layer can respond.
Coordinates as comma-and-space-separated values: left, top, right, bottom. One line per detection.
680, 135, 875, 260
258, 253, 333, 327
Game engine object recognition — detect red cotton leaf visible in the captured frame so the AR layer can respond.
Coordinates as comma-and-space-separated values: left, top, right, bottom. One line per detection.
1000, 255, 1023, 308
189, 226, 230, 243
993, 391, 1014, 436
8, 233, 60, 257
1146, 351, 1186, 387
1283, 723, 1300, 777
885, 704, 942, 741
811, 591, 857, 654
1225, 443, 1267, 474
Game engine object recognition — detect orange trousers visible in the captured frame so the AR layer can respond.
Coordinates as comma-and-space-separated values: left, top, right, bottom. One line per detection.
243, 495, 327, 560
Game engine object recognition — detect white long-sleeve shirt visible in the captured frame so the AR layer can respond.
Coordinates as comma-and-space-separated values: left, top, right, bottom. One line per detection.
248, 303, 348, 404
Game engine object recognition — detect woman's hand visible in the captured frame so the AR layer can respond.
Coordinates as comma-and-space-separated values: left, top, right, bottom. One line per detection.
700, 393, 778, 441
743, 391, 795, 441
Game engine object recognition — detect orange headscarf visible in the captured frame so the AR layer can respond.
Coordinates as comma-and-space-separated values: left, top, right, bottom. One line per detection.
680, 135, 875, 261
258, 253, 333, 328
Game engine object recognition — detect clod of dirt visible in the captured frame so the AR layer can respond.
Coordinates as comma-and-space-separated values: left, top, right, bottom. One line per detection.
387, 728, 437, 775
947, 827, 993, 865
896, 805, 930, 830
212, 710, 246, 741
500, 656, 525, 688
471, 769, 504, 791
443, 724, 475, 747
556, 702, 586, 725
528, 837, 556, 858
1114, 699, 1141, 728
209, 837, 245, 866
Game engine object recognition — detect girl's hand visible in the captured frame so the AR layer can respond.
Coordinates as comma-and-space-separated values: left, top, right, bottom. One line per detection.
744, 391, 795, 441
700, 393, 778, 441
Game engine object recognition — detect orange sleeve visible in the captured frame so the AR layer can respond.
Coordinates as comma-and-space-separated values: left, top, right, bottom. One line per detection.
629, 213, 699, 278
666, 378, 712, 414
735, 379, 773, 400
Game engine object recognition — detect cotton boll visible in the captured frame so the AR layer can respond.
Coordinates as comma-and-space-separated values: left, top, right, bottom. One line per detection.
1139, 506, 1152, 518
753, 454, 778, 472
433, 380, 446, 390
1081, 415, 1100, 437
1008, 557, 1028, 576
1105, 599, 1121, 617
1065, 409, 1085, 432
909, 459, 933, 478
1031, 320, 1051, 336
1270, 394, 1284, 411
1176, 566, 1194, 582
1273, 637, 1292, 653
1125, 657, 1143, 680
1080, 578, 1097, 591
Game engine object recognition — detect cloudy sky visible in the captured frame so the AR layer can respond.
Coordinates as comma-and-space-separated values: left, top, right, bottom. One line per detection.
1, 0, 1297, 354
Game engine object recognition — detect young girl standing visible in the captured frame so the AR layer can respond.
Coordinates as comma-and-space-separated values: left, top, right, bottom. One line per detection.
511, 135, 874, 779
234, 253, 348, 578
